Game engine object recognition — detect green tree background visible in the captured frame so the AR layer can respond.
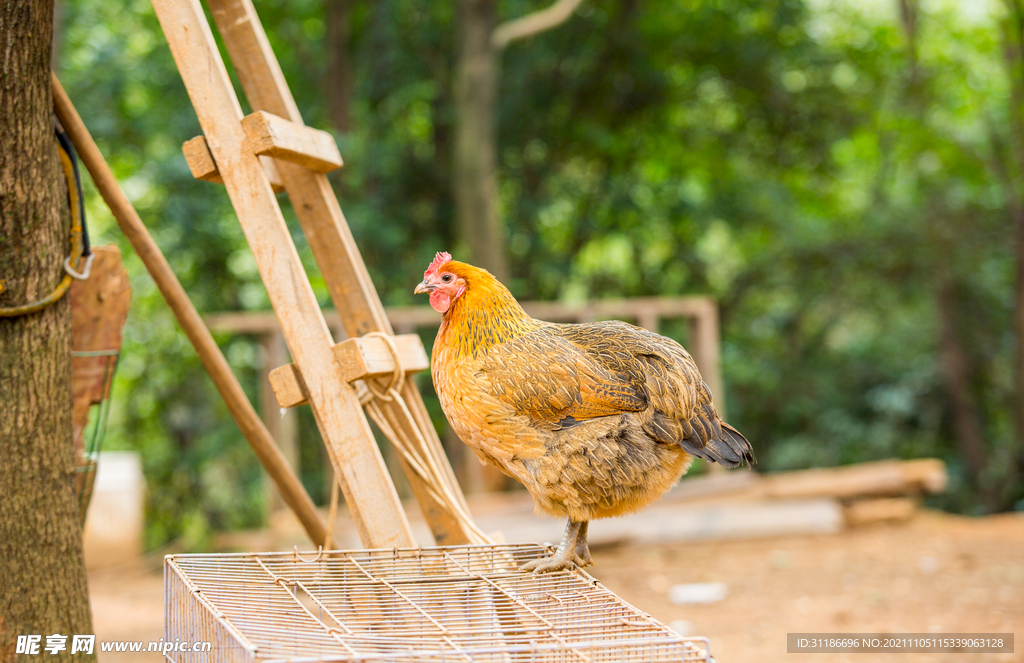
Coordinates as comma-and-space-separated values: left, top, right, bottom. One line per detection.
56, 0, 1024, 550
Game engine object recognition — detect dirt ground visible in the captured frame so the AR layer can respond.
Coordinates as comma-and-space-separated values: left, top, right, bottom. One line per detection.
591, 510, 1023, 662
89, 509, 1023, 662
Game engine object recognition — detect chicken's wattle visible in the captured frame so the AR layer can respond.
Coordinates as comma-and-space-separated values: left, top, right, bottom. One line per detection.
429, 290, 451, 313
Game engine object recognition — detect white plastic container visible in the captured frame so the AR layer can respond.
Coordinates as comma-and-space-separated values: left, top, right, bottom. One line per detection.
83, 451, 144, 569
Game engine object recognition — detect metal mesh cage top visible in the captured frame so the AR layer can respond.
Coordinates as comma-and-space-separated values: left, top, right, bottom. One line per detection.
165, 543, 711, 662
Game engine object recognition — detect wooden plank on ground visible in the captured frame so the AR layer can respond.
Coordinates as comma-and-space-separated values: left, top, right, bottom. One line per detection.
206, 0, 472, 546
754, 459, 947, 501
466, 497, 844, 548
843, 497, 918, 526
149, 0, 413, 549
661, 459, 947, 506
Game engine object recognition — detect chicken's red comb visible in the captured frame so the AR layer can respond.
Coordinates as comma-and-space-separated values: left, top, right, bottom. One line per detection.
424, 251, 452, 278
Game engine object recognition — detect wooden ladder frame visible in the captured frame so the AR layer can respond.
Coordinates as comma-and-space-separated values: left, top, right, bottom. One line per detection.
150, 0, 473, 547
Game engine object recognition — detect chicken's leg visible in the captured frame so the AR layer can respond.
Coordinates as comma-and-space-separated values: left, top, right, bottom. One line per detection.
520, 519, 592, 573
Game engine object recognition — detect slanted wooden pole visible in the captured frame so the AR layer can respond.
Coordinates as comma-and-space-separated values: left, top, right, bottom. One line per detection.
205, 0, 474, 545
51, 73, 332, 547
147, 0, 414, 548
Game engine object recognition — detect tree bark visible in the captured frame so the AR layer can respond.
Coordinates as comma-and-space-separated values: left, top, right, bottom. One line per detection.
454, 0, 509, 281
326, 0, 352, 133
900, 0, 1005, 506
452, 0, 513, 484
1015, 181, 1024, 493
1000, 0, 1024, 494
453, 0, 583, 281
936, 282, 990, 500
0, 0, 95, 660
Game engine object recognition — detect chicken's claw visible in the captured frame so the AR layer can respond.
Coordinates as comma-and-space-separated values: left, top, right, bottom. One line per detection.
519, 550, 591, 574
520, 519, 592, 573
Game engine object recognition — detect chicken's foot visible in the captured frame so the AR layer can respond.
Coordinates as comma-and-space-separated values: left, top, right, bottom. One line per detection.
520, 519, 592, 573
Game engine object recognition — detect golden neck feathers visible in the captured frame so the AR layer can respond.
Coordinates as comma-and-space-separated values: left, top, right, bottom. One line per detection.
437, 262, 540, 358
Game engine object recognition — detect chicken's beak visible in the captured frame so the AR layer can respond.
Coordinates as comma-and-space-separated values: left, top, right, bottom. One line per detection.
414, 280, 432, 295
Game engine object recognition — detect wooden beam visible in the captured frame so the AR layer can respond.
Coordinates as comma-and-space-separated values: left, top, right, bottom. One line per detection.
204, 297, 721, 338
689, 299, 723, 418
334, 334, 429, 383
269, 363, 305, 409
206, 0, 471, 546
477, 495, 845, 546
669, 459, 948, 505
241, 111, 343, 173
660, 459, 946, 508
843, 497, 918, 526
182, 135, 285, 192
900, 457, 948, 493
755, 458, 947, 501
182, 135, 219, 182
150, 0, 414, 549
51, 74, 331, 548
268, 334, 429, 408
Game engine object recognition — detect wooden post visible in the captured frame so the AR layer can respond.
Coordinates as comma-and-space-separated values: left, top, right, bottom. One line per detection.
636, 306, 659, 335
148, 0, 414, 548
688, 299, 724, 418
688, 300, 724, 473
51, 75, 331, 547
205, 0, 473, 545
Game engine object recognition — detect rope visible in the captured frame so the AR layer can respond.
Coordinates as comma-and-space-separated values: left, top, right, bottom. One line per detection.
358, 332, 493, 545
0, 125, 92, 317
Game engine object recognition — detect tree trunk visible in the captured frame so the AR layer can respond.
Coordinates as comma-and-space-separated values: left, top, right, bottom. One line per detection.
935, 281, 990, 501
1001, 0, 1024, 496
452, 0, 513, 486
1015, 181, 1024, 493
326, 0, 352, 133
454, 0, 509, 282
901, 0, 1008, 507
0, 1, 95, 660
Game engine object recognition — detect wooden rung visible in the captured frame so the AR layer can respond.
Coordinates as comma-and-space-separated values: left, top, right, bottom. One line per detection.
241, 110, 343, 173
269, 363, 305, 409
182, 136, 285, 192
269, 334, 429, 408
334, 333, 430, 383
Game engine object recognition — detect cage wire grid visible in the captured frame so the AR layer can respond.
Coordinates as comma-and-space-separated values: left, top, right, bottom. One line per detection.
165, 543, 711, 662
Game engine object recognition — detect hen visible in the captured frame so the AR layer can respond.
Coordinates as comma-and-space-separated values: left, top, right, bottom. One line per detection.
415, 252, 754, 572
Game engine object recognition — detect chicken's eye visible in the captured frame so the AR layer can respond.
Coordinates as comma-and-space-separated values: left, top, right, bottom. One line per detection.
441, 274, 453, 283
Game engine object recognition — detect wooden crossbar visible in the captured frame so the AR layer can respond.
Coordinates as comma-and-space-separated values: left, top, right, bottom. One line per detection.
182, 135, 285, 191
269, 334, 430, 409
150, 0, 477, 546
241, 111, 343, 173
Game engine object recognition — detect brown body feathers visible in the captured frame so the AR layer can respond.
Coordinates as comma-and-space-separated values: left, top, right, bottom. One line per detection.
427, 259, 754, 522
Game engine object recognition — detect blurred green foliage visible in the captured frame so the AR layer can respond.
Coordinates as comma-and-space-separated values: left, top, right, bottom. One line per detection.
57, 0, 1022, 549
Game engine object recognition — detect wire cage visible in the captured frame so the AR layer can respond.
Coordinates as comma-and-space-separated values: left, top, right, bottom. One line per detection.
165, 543, 712, 662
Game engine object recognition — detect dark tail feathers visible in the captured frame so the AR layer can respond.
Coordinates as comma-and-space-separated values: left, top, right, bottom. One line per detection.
680, 422, 755, 469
